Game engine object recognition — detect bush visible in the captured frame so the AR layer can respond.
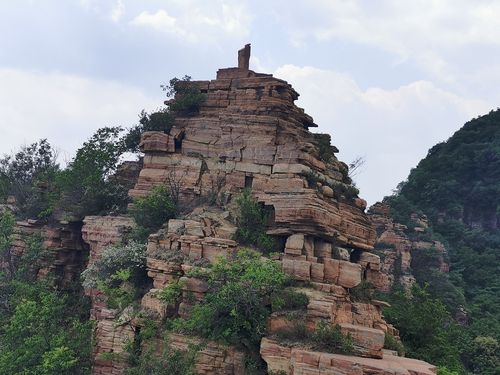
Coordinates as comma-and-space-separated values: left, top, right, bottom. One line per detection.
171, 249, 288, 350
124, 109, 174, 152
0, 139, 60, 219
0, 280, 92, 375
349, 280, 374, 302
381, 285, 465, 372
158, 279, 185, 305
384, 333, 405, 356
271, 289, 309, 312
162, 76, 206, 116
274, 320, 353, 355
310, 321, 354, 354
130, 185, 177, 233
81, 241, 146, 310
313, 133, 336, 163
234, 189, 277, 254
125, 345, 197, 375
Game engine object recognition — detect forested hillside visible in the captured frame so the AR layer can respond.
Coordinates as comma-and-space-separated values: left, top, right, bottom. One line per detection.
385, 109, 500, 374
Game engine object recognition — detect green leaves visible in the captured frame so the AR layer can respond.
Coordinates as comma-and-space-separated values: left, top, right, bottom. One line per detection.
173, 250, 288, 350
234, 189, 277, 254
382, 285, 465, 372
130, 185, 176, 233
0, 282, 92, 375
57, 126, 129, 217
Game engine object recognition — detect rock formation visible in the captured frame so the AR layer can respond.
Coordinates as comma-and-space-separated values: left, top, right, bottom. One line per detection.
368, 202, 449, 292
78, 46, 437, 374
5, 218, 88, 289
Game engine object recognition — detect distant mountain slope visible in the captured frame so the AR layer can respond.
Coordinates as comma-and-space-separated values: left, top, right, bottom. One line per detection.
385, 109, 500, 373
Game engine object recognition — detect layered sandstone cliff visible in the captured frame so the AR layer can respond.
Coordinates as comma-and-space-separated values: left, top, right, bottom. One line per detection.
80, 46, 436, 375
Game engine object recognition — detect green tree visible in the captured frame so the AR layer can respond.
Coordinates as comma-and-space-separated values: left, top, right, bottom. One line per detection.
382, 285, 465, 372
0, 139, 59, 219
57, 127, 128, 218
123, 109, 174, 153
234, 189, 277, 254
172, 249, 288, 351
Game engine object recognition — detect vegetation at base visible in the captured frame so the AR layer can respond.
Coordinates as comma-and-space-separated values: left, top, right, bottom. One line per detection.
0, 212, 92, 375
233, 189, 278, 254
170, 249, 288, 351
381, 285, 466, 373
81, 241, 147, 310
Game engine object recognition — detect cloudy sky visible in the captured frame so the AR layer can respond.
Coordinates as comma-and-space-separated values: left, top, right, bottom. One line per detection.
1, 0, 499, 205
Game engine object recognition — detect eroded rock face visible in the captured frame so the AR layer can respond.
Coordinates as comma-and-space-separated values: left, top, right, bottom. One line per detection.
82, 51, 435, 375
260, 338, 436, 375
129, 64, 375, 251
4, 219, 88, 289
368, 202, 449, 292
81, 216, 136, 375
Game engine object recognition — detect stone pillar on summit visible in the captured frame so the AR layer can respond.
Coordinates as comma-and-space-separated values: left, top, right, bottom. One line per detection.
238, 43, 251, 70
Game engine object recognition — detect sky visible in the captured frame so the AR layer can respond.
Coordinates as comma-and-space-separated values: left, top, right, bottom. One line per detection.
1, 0, 499, 205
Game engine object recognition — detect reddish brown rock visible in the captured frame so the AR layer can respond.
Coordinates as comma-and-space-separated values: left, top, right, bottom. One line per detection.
260, 338, 436, 375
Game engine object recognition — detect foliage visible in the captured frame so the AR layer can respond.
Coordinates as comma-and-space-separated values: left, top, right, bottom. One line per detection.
158, 279, 185, 305
0, 210, 15, 254
384, 333, 405, 356
162, 75, 206, 116
381, 285, 465, 372
124, 109, 174, 152
171, 249, 288, 351
124, 344, 197, 375
331, 181, 359, 201
0, 139, 59, 219
129, 185, 177, 234
57, 127, 129, 217
81, 241, 147, 310
233, 189, 277, 254
313, 133, 336, 163
385, 109, 500, 373
310, 321, 354, 354
436, 367, 460, 375
462, 336, 500, 375
0, 285, 92, 375
271, 289, 309, 312
274, 320, 353, 355
0, 227, 92, 375
349, 280, 374, 302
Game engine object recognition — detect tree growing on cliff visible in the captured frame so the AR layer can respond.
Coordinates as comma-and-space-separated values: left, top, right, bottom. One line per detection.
124, 76, 206, 153
0, 139, 59, 219
57, 127, 129, 218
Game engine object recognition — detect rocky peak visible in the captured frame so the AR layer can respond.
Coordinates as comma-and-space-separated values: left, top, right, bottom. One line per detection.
80, 47, 436, 375
130, 48, 374, 252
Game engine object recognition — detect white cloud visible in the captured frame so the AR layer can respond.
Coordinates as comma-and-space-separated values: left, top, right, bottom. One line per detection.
275, 64, 492, 204
0, 68, 159, 161
131, 10, 181, 35
285, 0, 500, 84
130, 1, 251, 43
110, 0, 125, 23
